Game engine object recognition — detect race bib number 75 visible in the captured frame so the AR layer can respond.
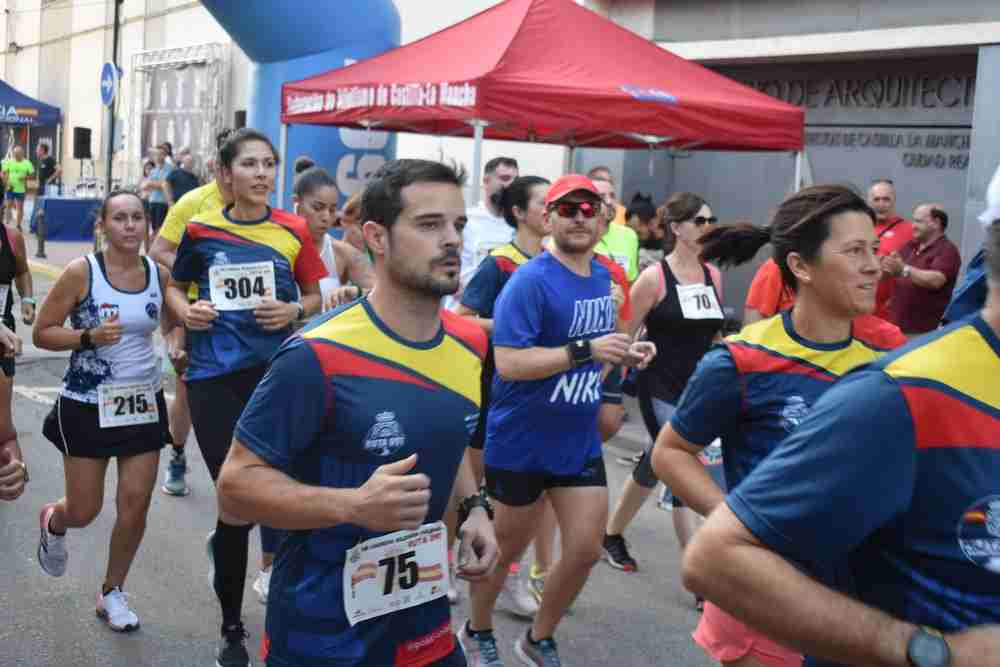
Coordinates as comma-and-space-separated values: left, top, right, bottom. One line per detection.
343, 522, 449, 626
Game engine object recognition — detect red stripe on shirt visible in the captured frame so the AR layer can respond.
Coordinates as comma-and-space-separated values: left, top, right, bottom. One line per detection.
308, 340, 435, 390
727, 342, 835, 383
441, 309, 488, 359
185, 222, 256, 246
901, 385, 1000, 450
271, 209, 329, 285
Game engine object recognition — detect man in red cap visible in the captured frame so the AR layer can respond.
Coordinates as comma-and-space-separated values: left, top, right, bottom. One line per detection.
459, 174, 655, 667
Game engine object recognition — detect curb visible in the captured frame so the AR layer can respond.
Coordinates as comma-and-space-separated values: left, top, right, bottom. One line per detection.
27, 259, 63, 280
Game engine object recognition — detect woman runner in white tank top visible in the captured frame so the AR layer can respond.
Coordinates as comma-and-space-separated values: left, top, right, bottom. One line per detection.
32, 190, 174, 633
292, 166, 374, 311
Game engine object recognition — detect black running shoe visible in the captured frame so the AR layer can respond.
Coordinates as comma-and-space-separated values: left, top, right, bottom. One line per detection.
602, 533, 638, 572
216, 623, 250, 667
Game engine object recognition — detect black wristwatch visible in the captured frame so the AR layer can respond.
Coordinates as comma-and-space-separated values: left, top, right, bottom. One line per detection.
294, 302, 305, 321
907, 627, 951, 667
457, 491, 494, 528
79, 328, 95, 350
567, 339, 592, 367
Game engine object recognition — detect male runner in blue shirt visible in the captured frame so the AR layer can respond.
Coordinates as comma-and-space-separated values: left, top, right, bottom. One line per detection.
683, 220, 1000, 667
217, 159, 499, 667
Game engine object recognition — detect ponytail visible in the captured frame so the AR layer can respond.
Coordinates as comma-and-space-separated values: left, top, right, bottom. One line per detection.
699, 223, 772, 268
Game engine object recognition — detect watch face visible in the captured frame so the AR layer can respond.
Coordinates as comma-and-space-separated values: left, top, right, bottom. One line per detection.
910, 631, 949, 667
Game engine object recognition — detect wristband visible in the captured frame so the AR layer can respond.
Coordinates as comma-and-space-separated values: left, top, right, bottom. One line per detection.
567, 339, 592, 367
21, 297, 35, 306
294, 302, 305, 321
457, 490, 494, 528
902, 265, 912, 279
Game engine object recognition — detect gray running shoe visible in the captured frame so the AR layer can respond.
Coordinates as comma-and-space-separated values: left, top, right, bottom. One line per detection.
514, 629, 562, 667
215, 622, 250, 667
458, 621, 504, 667
37, 503, 68, 577
162, 448, 189, 496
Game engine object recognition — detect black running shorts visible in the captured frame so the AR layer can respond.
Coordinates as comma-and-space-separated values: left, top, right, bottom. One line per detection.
484, 456, 607, 507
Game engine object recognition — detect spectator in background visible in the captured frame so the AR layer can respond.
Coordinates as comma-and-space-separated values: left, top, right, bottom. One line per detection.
2, 146, 34, 232
868, 179, 913, 322
882, 204, 961, 335
164, 153, 200, 209
457, 156, 519, 305
626, 192, 662, 273
744, 258, 795, 325
142, 145, 173, 247
36, 142, 60, 197
593, 177, 640, 282
587, 165, 628, 227
159, 141, 174, 166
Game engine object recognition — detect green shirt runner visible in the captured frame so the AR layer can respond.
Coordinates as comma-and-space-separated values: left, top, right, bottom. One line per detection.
2, 158, 35, 194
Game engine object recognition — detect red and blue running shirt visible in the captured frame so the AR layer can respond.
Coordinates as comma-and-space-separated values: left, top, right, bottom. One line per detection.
671, 310, 905, 488
728, 315, 1000, 666
235, 299, 486, 667
171, 205, 326, 381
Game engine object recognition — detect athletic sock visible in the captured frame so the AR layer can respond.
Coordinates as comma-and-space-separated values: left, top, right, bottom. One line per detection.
212, 520, 253, 629
466, 621, 493, 638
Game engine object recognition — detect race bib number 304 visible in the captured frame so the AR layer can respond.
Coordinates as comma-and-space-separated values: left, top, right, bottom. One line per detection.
98, 382, 159, 428
209, 261, 276, 311
677, 283, 723, 320
343, 521, 449, 627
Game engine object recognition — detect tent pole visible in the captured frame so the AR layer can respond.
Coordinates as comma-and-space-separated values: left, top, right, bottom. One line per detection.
469, 120, 487, 206
278, 122, 288, 209
793, 151, 802, 192
564, 144, 576, 174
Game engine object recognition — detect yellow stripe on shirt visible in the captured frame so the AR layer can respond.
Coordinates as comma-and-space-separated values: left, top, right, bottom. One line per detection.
303, 304, 482, 405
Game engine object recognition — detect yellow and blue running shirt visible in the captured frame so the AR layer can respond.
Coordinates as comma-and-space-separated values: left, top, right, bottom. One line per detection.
171, 205, 327, 380
672, 310, 904, 488
235, 300, 486, 667
728, 315, 1000, 667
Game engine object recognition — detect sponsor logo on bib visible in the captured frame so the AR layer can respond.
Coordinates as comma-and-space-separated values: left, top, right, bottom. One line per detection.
364, 411, 406, 456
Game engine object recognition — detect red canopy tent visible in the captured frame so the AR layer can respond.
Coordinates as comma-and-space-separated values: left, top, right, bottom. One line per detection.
279, 0, 804, 202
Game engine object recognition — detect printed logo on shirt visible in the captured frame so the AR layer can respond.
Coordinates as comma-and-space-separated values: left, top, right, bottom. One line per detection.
780, 396, 809, 432
213, 251, 230, 266
464, 412, 479, 436
145, 302, 159, 321
958, 496, 1000, 574
98, 302, 120, 322
549, 369, 603, 406
363, 411, 406, 457
567, 295, 615, 338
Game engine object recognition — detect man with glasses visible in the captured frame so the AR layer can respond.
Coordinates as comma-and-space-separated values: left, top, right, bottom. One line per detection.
868, 179, 914, 322
459, 175, 655, 667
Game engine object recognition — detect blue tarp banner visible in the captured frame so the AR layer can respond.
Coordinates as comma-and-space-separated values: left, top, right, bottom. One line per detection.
0, 79, 60, 126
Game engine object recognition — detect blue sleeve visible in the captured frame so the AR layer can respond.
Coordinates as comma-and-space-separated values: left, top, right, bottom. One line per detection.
461, 257, 504, 318
493, 268, 543, 349
170, 230, 202, 283
234, 337, 330, 471
727, 369, 916, 568
669, 346, 742, 446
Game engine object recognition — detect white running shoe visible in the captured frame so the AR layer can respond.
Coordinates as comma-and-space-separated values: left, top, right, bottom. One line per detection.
497, 574, 539, 619
37, 503, 68, 577
96, 587, 140, 632
252, 566, 271, 605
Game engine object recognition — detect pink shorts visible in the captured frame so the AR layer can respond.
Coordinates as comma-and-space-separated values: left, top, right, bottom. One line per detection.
693, 601, 802, 667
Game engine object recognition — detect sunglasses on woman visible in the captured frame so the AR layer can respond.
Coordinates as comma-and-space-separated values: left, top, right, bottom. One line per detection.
691, 215, 718, 226
551, 201, 600, 219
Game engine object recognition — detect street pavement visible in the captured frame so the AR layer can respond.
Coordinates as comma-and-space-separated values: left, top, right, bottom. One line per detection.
2, 248, 715, 666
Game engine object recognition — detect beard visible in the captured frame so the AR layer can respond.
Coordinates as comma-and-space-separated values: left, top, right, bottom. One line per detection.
552, 226, 598, 255
386, 253, 461, 298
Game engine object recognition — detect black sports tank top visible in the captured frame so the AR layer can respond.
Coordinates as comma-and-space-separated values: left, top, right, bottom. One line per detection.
638, 259, 723, 403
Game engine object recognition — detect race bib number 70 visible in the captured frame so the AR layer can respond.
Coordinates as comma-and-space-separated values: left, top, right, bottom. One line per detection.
343, 522, 449, 626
